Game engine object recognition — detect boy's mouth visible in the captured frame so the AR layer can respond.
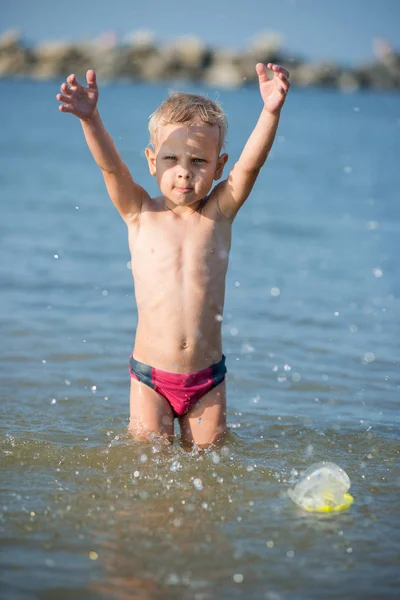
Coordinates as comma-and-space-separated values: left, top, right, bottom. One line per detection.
175, 187, 193, 193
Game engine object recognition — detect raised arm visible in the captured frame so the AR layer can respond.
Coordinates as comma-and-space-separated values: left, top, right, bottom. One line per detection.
57, 69, 146, 222
216, 63, 290, 220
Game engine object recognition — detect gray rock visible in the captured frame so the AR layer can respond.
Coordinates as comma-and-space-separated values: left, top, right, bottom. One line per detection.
0, 28, 398, 90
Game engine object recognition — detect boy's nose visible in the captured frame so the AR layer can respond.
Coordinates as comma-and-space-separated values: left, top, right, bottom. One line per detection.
177, 165, 191, 179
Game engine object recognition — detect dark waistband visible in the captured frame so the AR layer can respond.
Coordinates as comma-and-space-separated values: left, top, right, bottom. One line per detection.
130, 353, 226, 382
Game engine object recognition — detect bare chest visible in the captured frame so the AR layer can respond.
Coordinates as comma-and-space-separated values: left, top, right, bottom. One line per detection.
128, 208, 231, 281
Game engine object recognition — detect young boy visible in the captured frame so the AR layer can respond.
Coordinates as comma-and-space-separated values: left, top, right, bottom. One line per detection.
56, 62, 290, 447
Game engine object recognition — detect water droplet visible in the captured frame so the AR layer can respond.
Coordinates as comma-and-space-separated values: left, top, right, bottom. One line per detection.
270, 287, 280, 297
211, 452, 220, 464
241, 343, 254, 353
362, 352, 375, 364
305, 444, 314, 457
233, 574, 244, 583
366, 220, 378, 230
372, 268, 383, 278
89, 551, 98, 560
166, 573, 180, 585
193, 478, 203, 491
170, 460, 181, 472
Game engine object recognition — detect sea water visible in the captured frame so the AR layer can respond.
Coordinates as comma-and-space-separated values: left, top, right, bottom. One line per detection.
0, 79, 399, 599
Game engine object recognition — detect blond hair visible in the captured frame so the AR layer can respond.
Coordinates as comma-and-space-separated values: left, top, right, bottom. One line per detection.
148, 92, 228, 151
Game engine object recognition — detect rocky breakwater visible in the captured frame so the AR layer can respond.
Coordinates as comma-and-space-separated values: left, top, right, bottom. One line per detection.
0, 29, 399, 91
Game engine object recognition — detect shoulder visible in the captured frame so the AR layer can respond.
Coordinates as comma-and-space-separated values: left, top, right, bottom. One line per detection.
123, 191, 157, 229
202, 183, 233, 222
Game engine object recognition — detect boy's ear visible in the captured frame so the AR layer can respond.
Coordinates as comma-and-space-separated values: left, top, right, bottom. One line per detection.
214, 153, 228, 180
145, 147, 156, 176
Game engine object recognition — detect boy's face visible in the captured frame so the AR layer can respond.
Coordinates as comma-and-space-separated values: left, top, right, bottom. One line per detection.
145, 123, 228, 209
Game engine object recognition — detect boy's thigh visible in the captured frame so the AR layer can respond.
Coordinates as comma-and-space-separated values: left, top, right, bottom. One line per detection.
129, 378, 174, 442
179, 381, 227, 448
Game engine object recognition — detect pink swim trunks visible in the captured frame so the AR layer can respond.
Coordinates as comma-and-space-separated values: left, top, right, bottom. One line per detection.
129, 354, 227, 417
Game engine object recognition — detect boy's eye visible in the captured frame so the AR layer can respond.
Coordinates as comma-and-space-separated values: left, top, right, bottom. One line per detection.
192, 158, 206, 164
164, 155, 176, 160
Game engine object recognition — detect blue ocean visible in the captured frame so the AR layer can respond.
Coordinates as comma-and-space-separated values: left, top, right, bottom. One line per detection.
1, 79, 399, 599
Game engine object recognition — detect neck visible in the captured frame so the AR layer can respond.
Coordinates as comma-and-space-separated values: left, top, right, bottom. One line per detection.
163, 195, 208, 216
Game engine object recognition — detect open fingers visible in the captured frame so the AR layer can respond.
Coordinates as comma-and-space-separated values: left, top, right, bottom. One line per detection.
267, 63, 290, 79
58, 104, 75, 113
278, 73, 290, 92
255, 62, 269, 83
56, 93, 73, 104
86, 69, 97, 89
67, 73, 82, 92
60, 82, 72, 96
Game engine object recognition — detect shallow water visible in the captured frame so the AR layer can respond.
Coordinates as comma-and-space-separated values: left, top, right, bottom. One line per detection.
1, 80, 400, 599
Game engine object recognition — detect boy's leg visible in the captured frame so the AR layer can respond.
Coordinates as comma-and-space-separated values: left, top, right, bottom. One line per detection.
129, 378, 174, 443
178, 381, 227, 448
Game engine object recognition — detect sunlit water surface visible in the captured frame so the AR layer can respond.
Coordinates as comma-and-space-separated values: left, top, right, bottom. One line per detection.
1, 80, 399, 599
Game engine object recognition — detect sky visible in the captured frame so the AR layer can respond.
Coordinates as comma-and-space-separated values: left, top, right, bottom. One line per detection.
2, 0, 400, 65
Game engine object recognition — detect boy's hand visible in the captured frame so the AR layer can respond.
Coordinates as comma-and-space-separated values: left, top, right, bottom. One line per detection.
256, 63, 290, 115
57, 69, 99, 120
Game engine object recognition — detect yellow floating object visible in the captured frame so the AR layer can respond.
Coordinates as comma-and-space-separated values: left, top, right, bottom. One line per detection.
288, 462, 354, 513
302, 492, 354, 513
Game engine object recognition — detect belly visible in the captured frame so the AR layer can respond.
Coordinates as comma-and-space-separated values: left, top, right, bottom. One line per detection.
132, 263, 227, 371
